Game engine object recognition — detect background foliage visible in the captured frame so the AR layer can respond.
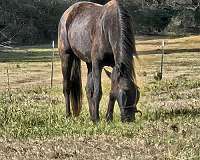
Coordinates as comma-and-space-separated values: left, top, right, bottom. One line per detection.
0, 0, 199, 45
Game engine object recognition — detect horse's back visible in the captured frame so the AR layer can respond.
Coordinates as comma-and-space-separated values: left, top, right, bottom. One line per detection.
58, 2, 103, 62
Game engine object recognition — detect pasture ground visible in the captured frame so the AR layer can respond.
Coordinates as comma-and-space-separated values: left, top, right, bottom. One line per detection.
0, 36, 200, 159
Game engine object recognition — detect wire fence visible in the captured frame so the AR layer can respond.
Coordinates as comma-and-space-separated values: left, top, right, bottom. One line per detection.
0, 40, 167, 91
0, 42, 62, 91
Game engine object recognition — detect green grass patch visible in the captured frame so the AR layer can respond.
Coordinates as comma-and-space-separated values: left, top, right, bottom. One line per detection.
0, 78, 199, 141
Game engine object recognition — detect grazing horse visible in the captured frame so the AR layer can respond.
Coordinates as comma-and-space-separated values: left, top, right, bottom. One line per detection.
58, 0, 140, 123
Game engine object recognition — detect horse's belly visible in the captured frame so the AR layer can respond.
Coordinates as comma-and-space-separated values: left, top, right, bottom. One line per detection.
68, 17, 94, 62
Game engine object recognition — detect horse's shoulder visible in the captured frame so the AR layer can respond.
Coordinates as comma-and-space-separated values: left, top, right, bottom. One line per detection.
102, 0, 118, 19
99, 1, 118, 32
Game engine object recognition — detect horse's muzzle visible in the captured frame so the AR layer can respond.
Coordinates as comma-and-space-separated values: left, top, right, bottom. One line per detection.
120, 107, 135, 123
120, 106, 142, 123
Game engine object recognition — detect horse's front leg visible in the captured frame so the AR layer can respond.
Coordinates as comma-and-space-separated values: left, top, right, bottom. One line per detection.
92, 62, 102, 123
106, 94, 116, 122
85, 63, 94, 119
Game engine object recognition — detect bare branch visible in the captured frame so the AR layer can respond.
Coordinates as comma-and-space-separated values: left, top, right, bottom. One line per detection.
0, 30, 9, 39
0, 44, 13, 49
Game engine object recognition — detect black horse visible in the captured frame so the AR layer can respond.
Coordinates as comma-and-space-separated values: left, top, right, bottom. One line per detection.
58, 0, 140, 123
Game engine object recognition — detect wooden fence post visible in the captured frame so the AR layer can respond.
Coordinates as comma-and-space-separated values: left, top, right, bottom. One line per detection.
142, 0, 144, 9
160, 40, 165, 80
50, 40, 55, 88
6, 68, 12, 102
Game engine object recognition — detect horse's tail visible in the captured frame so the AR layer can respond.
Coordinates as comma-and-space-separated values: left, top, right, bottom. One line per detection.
70, 55, 82, 116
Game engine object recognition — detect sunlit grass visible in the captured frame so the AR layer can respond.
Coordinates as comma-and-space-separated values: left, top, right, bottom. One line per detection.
0, 77, 199, 139
0, 78, 200, 159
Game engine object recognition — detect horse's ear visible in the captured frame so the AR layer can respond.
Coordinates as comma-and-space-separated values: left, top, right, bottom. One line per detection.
104, 69, 111, 79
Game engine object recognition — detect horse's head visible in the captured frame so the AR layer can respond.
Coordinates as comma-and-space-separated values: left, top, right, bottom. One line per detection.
104, 63, 140, 122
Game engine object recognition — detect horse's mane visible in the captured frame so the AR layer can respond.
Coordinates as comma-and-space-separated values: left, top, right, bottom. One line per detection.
117, 1, 137, 81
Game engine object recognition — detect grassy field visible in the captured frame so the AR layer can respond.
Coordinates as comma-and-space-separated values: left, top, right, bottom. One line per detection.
0, 35, 200, 159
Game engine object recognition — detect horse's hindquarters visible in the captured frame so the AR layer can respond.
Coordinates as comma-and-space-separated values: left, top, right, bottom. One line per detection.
68, 19, 93, 62
66, 3, 102, 63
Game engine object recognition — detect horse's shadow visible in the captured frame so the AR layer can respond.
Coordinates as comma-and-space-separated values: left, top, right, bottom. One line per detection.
143, 107, 200, 121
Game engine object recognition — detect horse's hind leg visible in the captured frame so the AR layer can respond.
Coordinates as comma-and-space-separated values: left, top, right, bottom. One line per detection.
60, 50, 73, 117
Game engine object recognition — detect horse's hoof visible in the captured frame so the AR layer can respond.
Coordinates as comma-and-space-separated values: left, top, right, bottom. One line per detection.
91, 118, 100, 124
106, 116, 113, 123
66, 113, 72, 119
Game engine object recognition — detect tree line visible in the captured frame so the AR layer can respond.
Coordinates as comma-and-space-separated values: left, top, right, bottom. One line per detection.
0, 0, 199, 46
